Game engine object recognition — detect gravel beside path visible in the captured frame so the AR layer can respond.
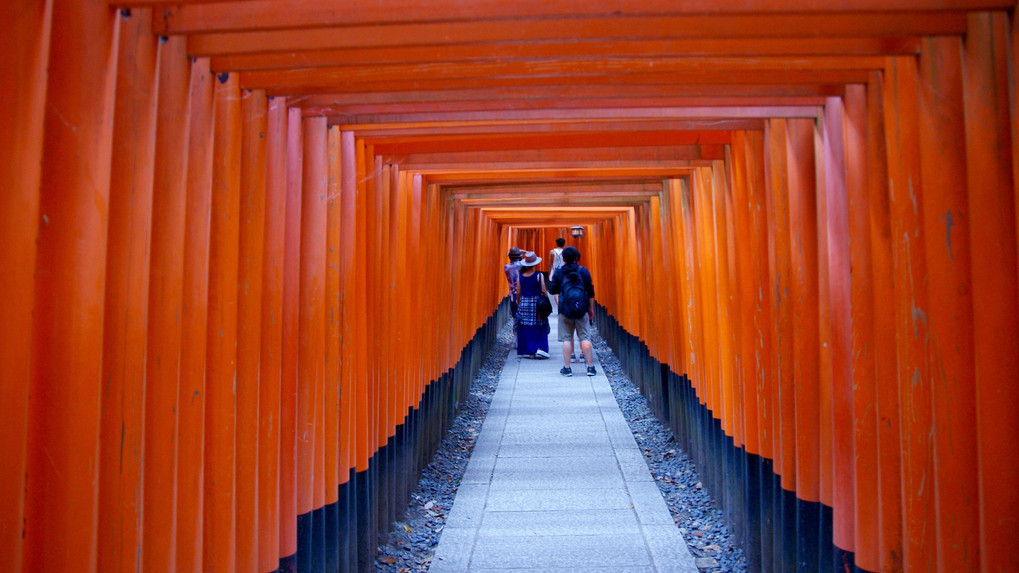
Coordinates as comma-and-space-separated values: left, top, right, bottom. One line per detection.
375, 321, 746, 572
591, 331, 747, 573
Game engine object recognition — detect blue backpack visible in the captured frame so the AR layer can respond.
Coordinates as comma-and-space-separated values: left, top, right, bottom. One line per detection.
560, 268, 589, 319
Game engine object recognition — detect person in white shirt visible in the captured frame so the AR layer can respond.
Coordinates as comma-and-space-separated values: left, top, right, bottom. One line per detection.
548, 237, 565, 281
548, 237, 580, 361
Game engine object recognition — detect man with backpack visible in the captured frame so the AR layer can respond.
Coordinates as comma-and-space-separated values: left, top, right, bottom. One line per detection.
547, 246, 597, 376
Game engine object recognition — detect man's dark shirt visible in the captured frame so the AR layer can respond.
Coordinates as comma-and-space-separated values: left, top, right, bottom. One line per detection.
547, 262, 595, 299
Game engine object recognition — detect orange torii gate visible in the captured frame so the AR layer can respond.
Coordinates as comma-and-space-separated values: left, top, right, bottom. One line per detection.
2, 1, 1019, 572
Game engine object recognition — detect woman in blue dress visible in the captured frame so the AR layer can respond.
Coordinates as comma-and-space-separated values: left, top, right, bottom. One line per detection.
514, 251, 551, 358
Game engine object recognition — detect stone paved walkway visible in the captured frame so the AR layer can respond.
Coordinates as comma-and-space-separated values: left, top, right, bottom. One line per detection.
430, 312, 699, 572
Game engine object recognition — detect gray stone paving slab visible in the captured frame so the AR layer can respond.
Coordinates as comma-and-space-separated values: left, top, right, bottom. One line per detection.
628, 481, 678, 525
461, 456, 497, 485
501, 411, 604, 423
469, 439, 500, 459
497, 429, 609, 445
469, 534, 653, 569
495, 442, 616, 458
430, 527, 478, 572
444, 484, 489, 528
477, 508, 641, 536
607, 424, 640, 450
430, 316, 698, 571
482, 488, 632, 512
502, 415, 606, 427
471, 568, 656, 573
506, 398, 601, 408
488, 457, 625, 491
641, 525, 701, 572
617, 448, 656, 482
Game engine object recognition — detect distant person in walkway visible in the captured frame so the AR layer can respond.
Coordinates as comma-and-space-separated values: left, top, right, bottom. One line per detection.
548, 246, 596, 376
548, 237, 580, 362
504, 246, 523, 328
548, 237, 566, 282
514, 251, 551, 359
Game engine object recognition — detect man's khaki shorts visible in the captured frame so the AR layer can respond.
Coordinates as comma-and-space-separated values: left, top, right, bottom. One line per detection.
557, 313, 591, 342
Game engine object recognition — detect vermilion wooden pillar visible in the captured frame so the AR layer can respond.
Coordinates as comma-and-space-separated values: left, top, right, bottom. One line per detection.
0, 1, 50, 565
338, 130, 358, 495
768, 119, 797, 569
636, 202, 653, 361
391, 169, 411, 433
882, 55, 935, 573
279, 105, 304, 565
176, 57, 215, 573
354, 138, 370, 476
143, 34, 192, 573
24, 2, 118, 571
99, 9, 160, 573
844, 83, 879, 573
785, 118, 820, 510
720, 162, 743, 447
917, 36, 980, 573
865, 71, 903, 573
679, 179, 703, 402
236, 87, 268, 573
1013, 12, 1019, 304
624, 207, 642, 350
339, 131, 358, 489
813, 118, 834, 516
648, 195, 670, 370
296, 115, 328, 569
729, 135, 760, 463
962, 13, 1019, 573
658, 185, 680, 374
744, 132, 772, 472
368, 155, 382, 468
822, 96, 855, 563
669, 181, 689, 373
368, 148, 383, 461
204, 71, 242, 573
258, 94, 288, 573
374, 161, 390, 457
386, 164, 399, 442
328, 121, 344, 513
407, 173, 424, 407
735, 132, 765, 571
711, 162, 736, 438
758, 126, 779, 514
325, 124, 343, 572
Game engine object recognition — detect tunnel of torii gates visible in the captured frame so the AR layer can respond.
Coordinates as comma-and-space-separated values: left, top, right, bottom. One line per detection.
4, 1, 1019, 573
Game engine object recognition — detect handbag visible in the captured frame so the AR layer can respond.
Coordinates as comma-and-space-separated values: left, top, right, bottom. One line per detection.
536, 295, 553, 320
536, 274, 553, 319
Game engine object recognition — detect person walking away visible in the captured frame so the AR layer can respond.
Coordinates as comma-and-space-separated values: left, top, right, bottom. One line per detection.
504, 246, 523, 329
547, 246, 596, 376
514, 251, 551, 358
548, 237, 565, 281
548, 237, 580, 361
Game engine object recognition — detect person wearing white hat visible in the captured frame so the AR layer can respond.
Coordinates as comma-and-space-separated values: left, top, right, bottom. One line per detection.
513, 251, 551, 359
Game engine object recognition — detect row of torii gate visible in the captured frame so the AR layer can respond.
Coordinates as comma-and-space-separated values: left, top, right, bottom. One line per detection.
2, 1, 1018, 572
